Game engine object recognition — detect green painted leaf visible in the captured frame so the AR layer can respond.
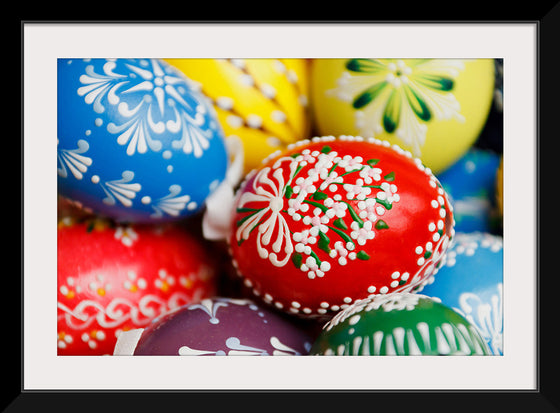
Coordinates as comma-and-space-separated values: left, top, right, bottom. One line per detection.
403, 85, 432, 122
333, 218, 348, 230
375, 197, 393, 210
318, 231, 331, 254
375, 220, 389, 230
343, 201, 364, 227
357, 251, 370, 260
353, 82, 388, 109
415, 74, 454, 92
383, 171, 395, 181
312, 191, 328, 201
304, 199, 329, 213
382, 89, 401, 133
321, 145, 332, 154
424, 250, 432, 259
292, 252, 303, 269
284, 185, 293, 199
346, 59, 386, 74
367, 159, 380, 166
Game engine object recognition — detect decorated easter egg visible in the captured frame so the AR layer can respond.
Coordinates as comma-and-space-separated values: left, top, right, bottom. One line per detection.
166, 58, 310, 173
310, 293, 491, 355
227, 136, 454, 318
310, 58, 495, 174
417, 232, 503, 355
437, 148, 501, 233
57, 58, 229, 223
113, 297, 314, 356
57, 217, 218, 355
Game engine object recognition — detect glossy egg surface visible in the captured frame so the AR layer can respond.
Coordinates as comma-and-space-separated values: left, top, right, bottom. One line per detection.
310, 58, 495, 174
166, 58, 311, 173
120, 297, 314, 356
418, 232, 503, 355
57, 58, 229, 223
228, 136, 454, 318
310, 293, 491, 355
57, 217, 218, 355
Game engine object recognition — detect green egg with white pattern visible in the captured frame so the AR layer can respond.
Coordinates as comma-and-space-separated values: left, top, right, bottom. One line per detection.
310, 293, 491, 355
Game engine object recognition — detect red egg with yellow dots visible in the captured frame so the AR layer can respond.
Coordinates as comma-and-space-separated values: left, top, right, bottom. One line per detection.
57, 217, 218, 355
227, 136, 455, 318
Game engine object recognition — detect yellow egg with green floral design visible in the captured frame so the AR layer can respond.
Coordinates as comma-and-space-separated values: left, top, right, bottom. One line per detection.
165, 58, 311, 173
310, 58, 495, 174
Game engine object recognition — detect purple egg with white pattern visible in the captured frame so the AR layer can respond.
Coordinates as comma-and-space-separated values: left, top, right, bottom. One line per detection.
113, 297, 314, 356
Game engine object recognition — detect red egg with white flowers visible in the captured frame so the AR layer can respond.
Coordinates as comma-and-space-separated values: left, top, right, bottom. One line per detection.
227, 136, 455, 318
57, 217, 218, 355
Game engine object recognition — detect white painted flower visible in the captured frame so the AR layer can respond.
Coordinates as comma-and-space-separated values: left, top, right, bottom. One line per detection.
357, 198, 378, 221
338, 155, 363, 172
293, 176, 317, 196
319, 170, 343, 192
343, 179, 372, 200
329, 241, 350, 265
359, 165, 382, 184
287, 196, 309, 218
324, 198, 348, 219
293, 229, 317, 246
236, 160, 298, 267
303, 208, 329, 237
300, 256, 331, 279
350, 220, 375, 245
114, 226, 138, 247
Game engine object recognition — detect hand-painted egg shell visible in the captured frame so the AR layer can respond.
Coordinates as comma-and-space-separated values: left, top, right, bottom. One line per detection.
57, 58, 229, 223
437, 148, 501, 233
57, 218, 218, 355
310, 293, 491, 355
165, 58, 311, 173
228, 136, 455, 318
417, 232, 503, 355
119, 297, 314, 355
310, 59, 495, 174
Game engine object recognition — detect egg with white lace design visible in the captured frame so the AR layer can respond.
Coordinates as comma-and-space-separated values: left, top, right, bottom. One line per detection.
113, 297, 314, 356
227, 136, 455, 319
417, 232, 503, 355
310, 293, 491, 355
57, 58, 229, 223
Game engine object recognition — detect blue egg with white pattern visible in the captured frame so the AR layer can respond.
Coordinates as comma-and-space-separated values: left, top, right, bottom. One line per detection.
418, 232, 503, 355
437, 148, 500, 233
57, 58, 229, 223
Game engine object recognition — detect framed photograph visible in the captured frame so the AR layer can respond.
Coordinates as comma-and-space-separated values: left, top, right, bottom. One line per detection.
19, 16, 553, 410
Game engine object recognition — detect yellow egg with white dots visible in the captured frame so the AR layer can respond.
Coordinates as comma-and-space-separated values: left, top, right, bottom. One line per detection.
166, 58, 311, 173
310, 58, 495, 174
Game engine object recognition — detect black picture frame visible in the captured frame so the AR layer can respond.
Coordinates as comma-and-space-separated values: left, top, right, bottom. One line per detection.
16, 10, 557, 412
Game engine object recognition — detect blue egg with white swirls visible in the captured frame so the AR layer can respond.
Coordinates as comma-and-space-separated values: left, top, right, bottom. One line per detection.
57, 58, 229, 223
437, 148, 500, 233
418, 232, 503, 355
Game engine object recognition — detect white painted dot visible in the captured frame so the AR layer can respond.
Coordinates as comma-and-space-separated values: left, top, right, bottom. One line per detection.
85, 130, 91, 136
141, 196, 151, 204
343, 297, 352, 304
415, 246, 423, 254
348, 315, 361, 325
216, 96, 234, 110
367, 286, 376, 293
260, 83, 276, 98
391, 271, 400, 279
167, 165, 173, 173
187, 202, 197, 211
433, 233, 441, 242
390, 280, 399, 288
320, 302, 330, 308
431, 200, 439, 208
239, 74, 254, 86
291, 301, 301, 308
380, 286, 389, 294
331, 305, 340, 311
417, 257, 425, 266
247, 114, 262, 129
439, 208, 446, 218
401, 272, 410, 281
271, 110, 286, 123
226, 115, 243, 128
429, 222, 436, 232
95, 118, 103, 127
91, 175, 100, 184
